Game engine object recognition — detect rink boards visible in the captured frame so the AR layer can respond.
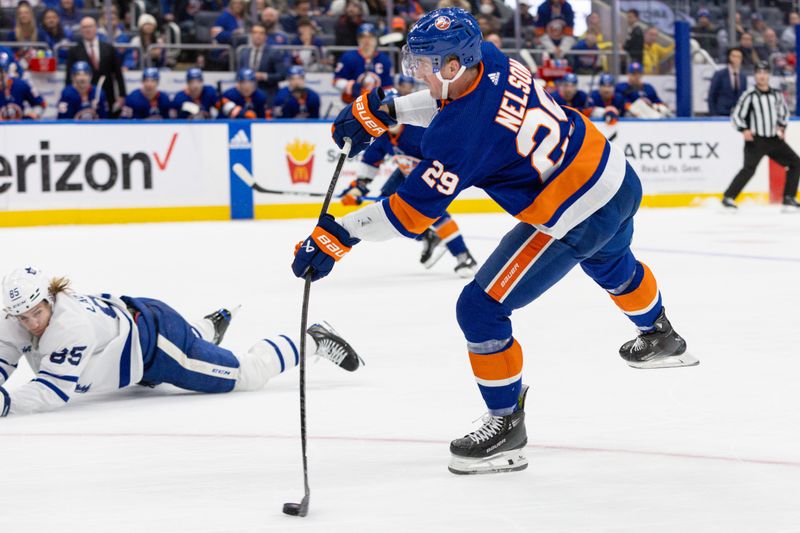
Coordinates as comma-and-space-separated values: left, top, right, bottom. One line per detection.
0, 118, 782, 227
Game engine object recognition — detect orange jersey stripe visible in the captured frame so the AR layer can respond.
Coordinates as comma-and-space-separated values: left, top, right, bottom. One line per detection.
469, 339, 523, 381
486, 232, 552, 302
435, 219, 459, 240
514, 112, 607, 225
353, 93, 388, 137
388, 194, 437, 234
611, 263, 659, 313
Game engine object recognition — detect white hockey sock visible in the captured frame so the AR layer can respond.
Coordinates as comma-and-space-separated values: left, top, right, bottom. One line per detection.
191, 318, 216, 343
234, 335, 300, 391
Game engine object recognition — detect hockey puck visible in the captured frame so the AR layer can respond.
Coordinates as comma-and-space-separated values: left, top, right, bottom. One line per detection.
283, 503, 303, 516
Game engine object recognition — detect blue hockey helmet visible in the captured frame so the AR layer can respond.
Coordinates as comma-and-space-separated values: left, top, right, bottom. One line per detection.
186, 67, 203, 82
628, 61, 643, 74
357, 23, 378, 37
403, 8, 482, 77
71, 61, 92, 75
0, 52, 10, 71
559, 72, 578, 85
142, 67, 160, 81
288, 65, 305, 78
598, 73, 615, 86
237, 67, 256, 82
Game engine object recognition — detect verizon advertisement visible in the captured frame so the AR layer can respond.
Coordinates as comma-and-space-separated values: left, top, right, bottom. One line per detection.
0, 123, 230, 212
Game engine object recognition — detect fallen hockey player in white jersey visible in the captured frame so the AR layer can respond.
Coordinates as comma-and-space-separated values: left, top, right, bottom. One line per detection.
0, 267, 363, 416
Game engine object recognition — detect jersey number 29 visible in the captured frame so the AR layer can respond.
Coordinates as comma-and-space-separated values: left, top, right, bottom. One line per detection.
516, 83, 568, 183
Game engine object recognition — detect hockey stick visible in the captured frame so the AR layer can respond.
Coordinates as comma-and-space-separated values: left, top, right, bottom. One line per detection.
92, 75, 106, 112
232, 162, 381, 201
283, 137, 352, 518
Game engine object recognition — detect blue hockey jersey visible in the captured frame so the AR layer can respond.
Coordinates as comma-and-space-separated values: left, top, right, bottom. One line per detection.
120, 89, 171, 119
615, 81, 662, 105
588, 89, 626, 116
272, 86, 320, 119
362, 124, 425, 169
334, 49, 393, 102
57, 85, 108, 119
0, 77, 45, 120
171, 85, 218, 119
551, 89, 591, 114
219, 87, 268, 119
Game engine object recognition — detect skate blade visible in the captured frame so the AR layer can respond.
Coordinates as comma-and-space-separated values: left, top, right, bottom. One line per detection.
627, 352, 700, 369
781, 206, 800, 214
455, 265, 477, 279
448, 450, 528, 475
422, 246, 447, 269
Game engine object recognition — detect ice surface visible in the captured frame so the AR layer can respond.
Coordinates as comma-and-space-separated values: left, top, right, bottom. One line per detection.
1, 207, 799, 533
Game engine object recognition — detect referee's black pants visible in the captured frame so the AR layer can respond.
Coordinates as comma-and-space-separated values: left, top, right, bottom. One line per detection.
724, 136, 800, 200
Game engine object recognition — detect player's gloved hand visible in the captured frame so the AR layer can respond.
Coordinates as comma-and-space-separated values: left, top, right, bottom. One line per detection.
292, 214, 360, 281
604, 106, 619, 125
0, 386, 10, 417
340, 178, 372, 206
332, 88, 396, 158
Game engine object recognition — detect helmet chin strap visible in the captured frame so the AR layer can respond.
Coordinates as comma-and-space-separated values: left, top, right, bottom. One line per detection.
436, 65, 467, 100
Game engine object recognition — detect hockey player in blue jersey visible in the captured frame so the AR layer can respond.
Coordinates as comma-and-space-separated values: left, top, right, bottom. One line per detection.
57, 61, 108, 120
219, 68, 268, 119
550, 72, 591, 115
333, 23, 393, 103
272, 66, 320, 119
293, 8, 696, 475
589, 73, 625, 123
0, 267, 363, 417
616, 62, 670, 117
0, 52, 45, 120
120, 68, 171, 120
340, 106, 478, 276
171, 68, 219, 119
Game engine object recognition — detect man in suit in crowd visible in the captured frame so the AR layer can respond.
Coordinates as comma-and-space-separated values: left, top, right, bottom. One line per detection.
237, 22, 288, 105
66, 16, 126, 116
707, 47, 747, 116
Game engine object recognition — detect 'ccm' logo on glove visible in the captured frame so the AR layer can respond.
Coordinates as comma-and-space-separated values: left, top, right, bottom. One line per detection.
312, 227, 352, 260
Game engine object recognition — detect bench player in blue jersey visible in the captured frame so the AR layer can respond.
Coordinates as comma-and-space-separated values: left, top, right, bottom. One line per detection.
588, 73, 625, 122
272, 66, 321, 119
292, 8, 696, 475
616, 62, 670, 118
0, 52, 45, 120
219, 68, 268, 119
0, 267, 363, 417
57, 61, 108, 120
333, 23, 393, 103
120, 68, 171, 120
550, 72, 591, 115
171, 68, 219, 119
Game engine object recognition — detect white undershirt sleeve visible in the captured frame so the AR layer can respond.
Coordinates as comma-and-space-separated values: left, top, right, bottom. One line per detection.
394, 90, 439, 127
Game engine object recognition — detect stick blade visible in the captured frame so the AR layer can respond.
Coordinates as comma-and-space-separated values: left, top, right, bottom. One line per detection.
282, 495, 309, 517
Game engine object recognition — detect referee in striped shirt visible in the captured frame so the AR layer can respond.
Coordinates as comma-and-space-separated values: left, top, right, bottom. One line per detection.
723, 61, 800, 210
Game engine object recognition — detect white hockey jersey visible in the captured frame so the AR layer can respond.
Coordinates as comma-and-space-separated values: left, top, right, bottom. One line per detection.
0, 292, 145, 415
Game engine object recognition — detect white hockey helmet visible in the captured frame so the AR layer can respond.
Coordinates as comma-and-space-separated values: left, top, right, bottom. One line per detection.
3, 266, 53, 316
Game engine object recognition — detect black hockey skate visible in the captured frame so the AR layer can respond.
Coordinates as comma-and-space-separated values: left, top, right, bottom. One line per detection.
782, 195, 800, 213
204, 308, 234, 345
420, 228, 446, 269
454, 251, 478, 278
721, 196, 738, 210
619, 308, 698, 369
449, 385, 529, 475
307, 321, 364, 372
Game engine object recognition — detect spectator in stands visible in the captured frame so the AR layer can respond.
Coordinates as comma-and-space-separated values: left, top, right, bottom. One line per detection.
292, 18, 325, 69
535, 0, 574, 37
780, 12, 799, 52
57, 0, 81, 32
163, 0, 203, 50
759, 29, 786, 68
127, 14, 170, 70
484, 32, 502, 49
98, 5, 133, 68
212, 0, 247, 68
692, 8, 718, 60
738, 32, 763, 74
571, 28, 601, 74
394, 0, 425, 20
583, 12, 606, 45
642, 26, 673, 74
121, 68, 171, 119
327, 0, 369, 16
476, 13, 500, 37
281, 0, 312, 35
272, 65, 320, 119
477, 0, 502, 19
335, 0, 364, 47
66, 16, 126, 116
502, 1, 534, 38
436, 0, 472, 11
238, 22, 288, 105
261, 8, 290, 46
540, 18, 575, 60
40, 8, 72, 61
171, 67, 219, 119
617, 62, 670, 118
707, 47, 746, 116
219, 68, 268, 119
750, 13, 768, 48
6, 1, 41, 43
623, 8, 644, 65
333, 22, 392, 103
716, 12, 744, 59
57, 61, 108, 120
384, 16, 408, 50
0, 51, 45, 120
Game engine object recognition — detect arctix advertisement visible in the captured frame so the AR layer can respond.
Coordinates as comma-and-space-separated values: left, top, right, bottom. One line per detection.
0, 123, 230, 212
